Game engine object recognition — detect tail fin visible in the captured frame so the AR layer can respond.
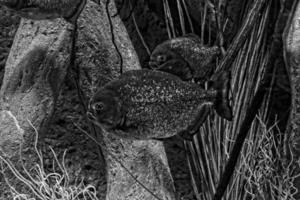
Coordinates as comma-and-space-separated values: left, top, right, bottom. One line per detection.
209, 71, 233, 121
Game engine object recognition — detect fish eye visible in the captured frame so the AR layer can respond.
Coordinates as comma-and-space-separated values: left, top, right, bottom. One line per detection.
93, 102, 105, 112
157, 55, 167, 62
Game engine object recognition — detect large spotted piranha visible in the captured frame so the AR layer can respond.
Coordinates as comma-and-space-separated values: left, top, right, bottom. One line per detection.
88, 69, 232, 140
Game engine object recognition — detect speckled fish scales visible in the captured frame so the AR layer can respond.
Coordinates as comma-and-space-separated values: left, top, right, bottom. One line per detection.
104, 70, 216, 139
165, 36, 219, 77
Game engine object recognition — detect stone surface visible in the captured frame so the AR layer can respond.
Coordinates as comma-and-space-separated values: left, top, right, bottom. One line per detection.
0, 17, 73, 155
0, 1, 195, 200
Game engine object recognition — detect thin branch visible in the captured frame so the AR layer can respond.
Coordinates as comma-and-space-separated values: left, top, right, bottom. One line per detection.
215, 0, 267, 73
122, 0, 138, 21
130, 0, 151, 56
176, 0, 186, 35
213, 0, 294, 199
181, 0, 194, 33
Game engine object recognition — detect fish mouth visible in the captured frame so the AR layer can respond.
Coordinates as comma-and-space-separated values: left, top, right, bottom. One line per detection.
86, 111, 113, 130
148, 60, 159, 69
86, 114, 105, 130
87, 111, 96, 121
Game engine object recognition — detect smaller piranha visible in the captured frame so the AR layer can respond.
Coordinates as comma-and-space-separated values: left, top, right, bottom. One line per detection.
149, 34, 220, 83
88, 69, 232, 140
1, 0, 86, 23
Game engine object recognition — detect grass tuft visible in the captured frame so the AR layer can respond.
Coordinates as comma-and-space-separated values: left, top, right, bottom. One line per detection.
238, 118, 299, 200
0, 121, 99, 200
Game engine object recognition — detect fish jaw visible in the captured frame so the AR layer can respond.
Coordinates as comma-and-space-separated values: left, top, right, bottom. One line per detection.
148, 60, 159, 69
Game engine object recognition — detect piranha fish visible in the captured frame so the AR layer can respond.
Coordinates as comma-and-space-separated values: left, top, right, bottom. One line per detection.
88, 69, 232, 140
1, 0, 86, 23
149, 34, 220, 82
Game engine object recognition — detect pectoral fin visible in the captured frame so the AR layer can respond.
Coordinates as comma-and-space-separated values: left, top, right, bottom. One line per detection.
157, 58, 193, 81
115, 115, 137, 131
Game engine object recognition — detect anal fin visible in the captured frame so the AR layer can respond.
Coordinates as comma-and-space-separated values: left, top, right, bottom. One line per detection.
178, 104, 211, 141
